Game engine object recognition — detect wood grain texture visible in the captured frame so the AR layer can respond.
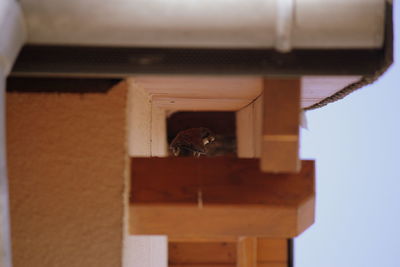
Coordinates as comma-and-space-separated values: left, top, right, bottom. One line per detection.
129, 158, 315, 239
133, 75, 361, 111
257, 263, 287, 267
131, 158, 313, 205
169, 238, 289, 267
126, 79, 167, 267
261, 79, 300, 173
127, 79, 152, 157
237, 237, 257, 267
253, 96, 263, 158
169, 241, 236, 264
257, 239, 287, 262
151, 105, 168, 157
134, 76, 263, 100
236, 103, 255, 158
153, 96, 250, 111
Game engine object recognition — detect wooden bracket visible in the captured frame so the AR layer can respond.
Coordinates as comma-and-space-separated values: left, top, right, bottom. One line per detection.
261, 79, 301, 173
129, 157, 315, 240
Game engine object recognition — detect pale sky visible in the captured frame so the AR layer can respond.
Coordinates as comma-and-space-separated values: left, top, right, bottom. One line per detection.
296, 2, 400, 267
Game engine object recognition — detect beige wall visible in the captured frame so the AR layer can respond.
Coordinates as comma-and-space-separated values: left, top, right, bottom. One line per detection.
6, 82, 127, 267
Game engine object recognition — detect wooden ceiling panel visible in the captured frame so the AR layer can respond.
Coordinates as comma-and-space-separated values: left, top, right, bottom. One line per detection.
133, 75, 361, 111
133, 76, 263, 100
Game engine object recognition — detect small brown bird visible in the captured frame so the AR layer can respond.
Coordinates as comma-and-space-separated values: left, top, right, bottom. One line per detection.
170, 127, 215, 157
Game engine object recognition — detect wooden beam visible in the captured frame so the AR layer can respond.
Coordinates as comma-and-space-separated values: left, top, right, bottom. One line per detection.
129, 157, 314, 239
261, 79, 301, 173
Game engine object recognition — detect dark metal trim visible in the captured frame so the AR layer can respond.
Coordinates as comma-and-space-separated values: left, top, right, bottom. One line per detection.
11, 45, 384, 78
288, 238, 294, 267
6, 77, 121, 93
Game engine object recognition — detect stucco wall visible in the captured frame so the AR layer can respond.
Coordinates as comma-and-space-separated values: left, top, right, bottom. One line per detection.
6, 81, 127, 267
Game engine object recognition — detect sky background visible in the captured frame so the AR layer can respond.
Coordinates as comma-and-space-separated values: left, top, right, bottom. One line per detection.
296, 2, 400, 267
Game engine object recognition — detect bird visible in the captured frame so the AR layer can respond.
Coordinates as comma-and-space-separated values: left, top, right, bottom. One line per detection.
170, 127, 215, 157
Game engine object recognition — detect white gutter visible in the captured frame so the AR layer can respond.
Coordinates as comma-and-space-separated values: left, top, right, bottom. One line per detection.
0, 1, 26, 267
19, 0, 385, 50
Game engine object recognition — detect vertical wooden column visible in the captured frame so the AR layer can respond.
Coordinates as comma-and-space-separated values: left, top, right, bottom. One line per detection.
236, 95, 263, 158
261, 79, 301, 173
237, 238, 289, 267
237, 237, 257, 267
125, 79, 168, 267
257, 238, 288, 267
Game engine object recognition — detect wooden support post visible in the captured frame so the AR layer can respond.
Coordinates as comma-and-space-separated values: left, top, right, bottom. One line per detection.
237, 237, 257, 267
257, 238, 288, 267
126, 79, 168, 267
261, 79, 301, 173
236, 95, 263, 158
169, 238, 289, 267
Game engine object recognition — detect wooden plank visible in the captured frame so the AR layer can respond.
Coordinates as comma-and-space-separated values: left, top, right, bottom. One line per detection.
257, 263, 287, 267
130, 158, 315, 239
253, 96, 263, 158
126, 79, 167, 267
257, 239, 287, 262
169, 241, 236, 264
237, 237, 257, 267
301, 76, 360, 108
297, 196, 316, 234
131, 158, 313, 205
261, 79, 300, 173
152, 96, 250, 111
236, 94, 262, 159
236, 103, 255, 158
134, 76, 262, 100
151, 105, 167, 156
127, 79, 152, 157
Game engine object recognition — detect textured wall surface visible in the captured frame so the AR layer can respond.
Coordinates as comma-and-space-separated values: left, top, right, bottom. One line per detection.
6, 82, 127, 267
